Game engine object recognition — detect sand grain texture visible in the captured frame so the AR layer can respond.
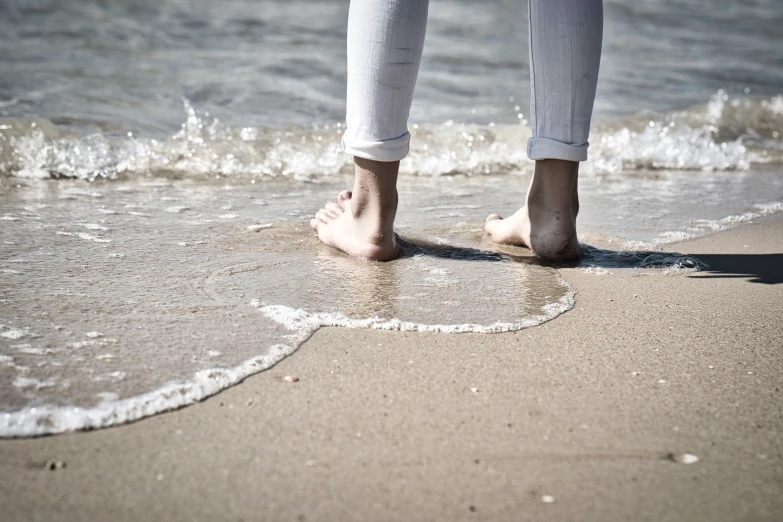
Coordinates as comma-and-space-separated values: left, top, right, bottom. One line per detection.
1, 218, 782, 522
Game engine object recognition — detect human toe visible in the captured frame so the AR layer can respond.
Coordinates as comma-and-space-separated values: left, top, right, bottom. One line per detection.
484, 214, 503, 233
325, 201, 343, 216
315, 209, 332, 223
337, 190, 352, 208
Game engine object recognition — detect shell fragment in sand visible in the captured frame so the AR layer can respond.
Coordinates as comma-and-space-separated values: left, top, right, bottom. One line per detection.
247, 223, 273, 232
668, 452, 699, 464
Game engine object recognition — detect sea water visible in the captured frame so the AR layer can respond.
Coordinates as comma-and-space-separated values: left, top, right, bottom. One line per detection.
1, 0, 782, 436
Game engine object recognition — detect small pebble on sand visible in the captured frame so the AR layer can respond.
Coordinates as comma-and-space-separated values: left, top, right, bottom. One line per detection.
667, 452, 699, 464
46, 460, 66, 471
470, 387, 479, 393
283, 375, 300, 383
542, 495, 555, 503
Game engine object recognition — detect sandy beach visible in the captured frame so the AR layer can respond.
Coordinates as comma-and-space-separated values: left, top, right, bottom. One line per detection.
2, 0, 782, 519
0, 216, 780, 521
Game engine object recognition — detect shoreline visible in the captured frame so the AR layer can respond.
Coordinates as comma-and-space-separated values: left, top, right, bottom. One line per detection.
1, 216, 782, 521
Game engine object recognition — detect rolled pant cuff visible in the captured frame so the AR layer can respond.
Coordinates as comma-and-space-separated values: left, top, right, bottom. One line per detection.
527, 137, 589, 162
341, 131, 410, 162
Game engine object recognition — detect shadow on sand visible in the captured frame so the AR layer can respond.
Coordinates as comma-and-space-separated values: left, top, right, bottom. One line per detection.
397, 236, 783, 285
684, 253, 783, 285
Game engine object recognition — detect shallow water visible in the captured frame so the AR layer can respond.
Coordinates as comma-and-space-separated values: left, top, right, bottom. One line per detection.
1, 0, 782, 436
0, 178, 575, 435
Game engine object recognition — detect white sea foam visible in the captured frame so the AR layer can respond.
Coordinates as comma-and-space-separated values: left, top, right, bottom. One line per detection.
66, 338, 116, 349
0, 344, 296, 437
622, 201, 783, 250
1, 330, 26, 340
579, 266, 611, 275
13, 376, 58, 390
91, 371, 127, 382
56, 231, 111, 243
255, 276, 574, 335
1, 93, 779, 182
81, 223, 109, 231
12, 345, 59, 356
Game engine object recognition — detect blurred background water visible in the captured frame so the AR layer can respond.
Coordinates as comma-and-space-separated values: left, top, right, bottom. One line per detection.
1, 0, 782, 133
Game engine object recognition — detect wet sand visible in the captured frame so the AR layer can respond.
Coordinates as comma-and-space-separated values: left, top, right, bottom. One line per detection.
1, 217, 782, 522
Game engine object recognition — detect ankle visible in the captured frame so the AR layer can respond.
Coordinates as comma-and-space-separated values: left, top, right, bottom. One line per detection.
349, 193, 398, 233
528, 159, 579, 208
351, 157, 399, 221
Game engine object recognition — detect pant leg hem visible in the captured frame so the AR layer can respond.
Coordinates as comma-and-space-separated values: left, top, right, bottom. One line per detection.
527, 137, 589, 162
342, 131, 410, 162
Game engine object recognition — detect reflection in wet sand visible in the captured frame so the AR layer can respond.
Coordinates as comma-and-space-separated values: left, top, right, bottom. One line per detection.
238, 231, 573, 334
0, 176, 704, 436
313, 247, 400, 321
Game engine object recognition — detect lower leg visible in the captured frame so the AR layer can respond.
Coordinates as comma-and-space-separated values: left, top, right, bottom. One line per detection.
486, 160, 581, 260
312, 0, 427, 260
486, 0, 601, 260
310, 158, 399, 261
349, 157, 399, 233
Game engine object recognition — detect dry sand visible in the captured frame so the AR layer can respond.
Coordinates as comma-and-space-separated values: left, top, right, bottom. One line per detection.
1, 217, 782, 522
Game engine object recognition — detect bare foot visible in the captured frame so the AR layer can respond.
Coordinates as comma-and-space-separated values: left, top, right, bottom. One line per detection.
310, 158, 399, 261
485, 159, 581, 260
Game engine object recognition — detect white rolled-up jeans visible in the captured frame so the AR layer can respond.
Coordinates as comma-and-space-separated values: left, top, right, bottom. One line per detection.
342, 0, 603, 163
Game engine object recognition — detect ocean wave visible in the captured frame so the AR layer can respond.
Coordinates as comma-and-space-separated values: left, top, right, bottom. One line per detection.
1, 92, 780, 182
587, 91, 783, 173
